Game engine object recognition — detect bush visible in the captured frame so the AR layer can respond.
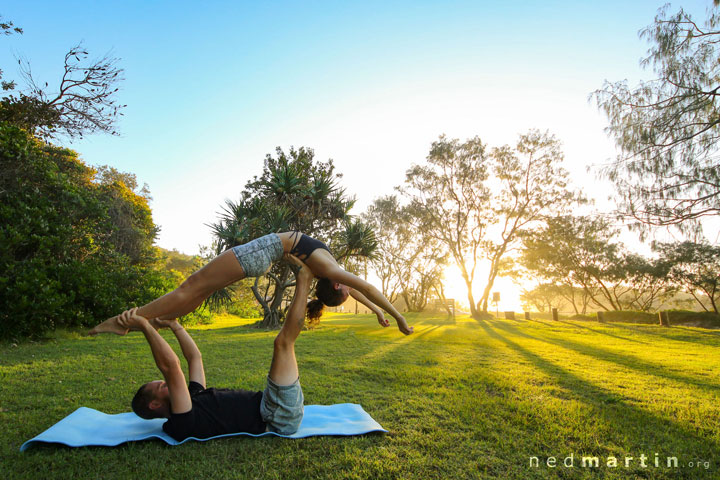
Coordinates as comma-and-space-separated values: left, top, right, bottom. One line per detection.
179, 308, 214, 327
666, 310, 720, 328
223, 299, 262, 319
600, 310, 658, 324
0, 123, 170, 340
563, 309, 720, 328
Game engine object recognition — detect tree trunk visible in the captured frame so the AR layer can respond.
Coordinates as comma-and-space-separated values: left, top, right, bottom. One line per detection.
465, 277, 479, 318
252, 268, 290, 329
478, 267, 499, 313
433, 282, 453, 317
257, 308, 283, 329
705, 284, 718, 314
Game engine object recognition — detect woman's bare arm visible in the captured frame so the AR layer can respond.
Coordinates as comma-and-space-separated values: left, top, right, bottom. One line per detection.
327, 267, 413, 335
349, 289, 390, 328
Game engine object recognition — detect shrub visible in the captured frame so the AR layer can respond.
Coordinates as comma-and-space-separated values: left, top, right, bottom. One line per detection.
0, 123, 169, 339
179, 308, 214, 327
665, 310, 720, 328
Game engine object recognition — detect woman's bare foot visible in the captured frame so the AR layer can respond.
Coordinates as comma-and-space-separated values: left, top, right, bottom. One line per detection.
88, 316, 129, 336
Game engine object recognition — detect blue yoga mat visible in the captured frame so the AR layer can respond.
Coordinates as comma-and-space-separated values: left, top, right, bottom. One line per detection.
20, 404, 386, 451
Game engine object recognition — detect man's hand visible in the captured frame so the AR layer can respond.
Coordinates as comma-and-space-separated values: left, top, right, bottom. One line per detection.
116, 308, 150, 331
150, 318, 180, 330
285, 254, 314, 282
376, 311, 390, 328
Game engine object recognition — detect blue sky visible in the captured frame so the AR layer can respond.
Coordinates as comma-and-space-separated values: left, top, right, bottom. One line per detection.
1, 1, 713, 264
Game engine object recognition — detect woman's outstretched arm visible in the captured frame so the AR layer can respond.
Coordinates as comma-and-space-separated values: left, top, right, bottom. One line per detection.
349, 289, 390, 328
327, 267, 413, 335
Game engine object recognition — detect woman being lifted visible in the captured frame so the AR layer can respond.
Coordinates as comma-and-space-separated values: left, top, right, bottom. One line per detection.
89, 231, 413, 336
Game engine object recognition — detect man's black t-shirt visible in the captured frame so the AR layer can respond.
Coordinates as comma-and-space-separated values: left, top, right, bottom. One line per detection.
162, 381, 266, 441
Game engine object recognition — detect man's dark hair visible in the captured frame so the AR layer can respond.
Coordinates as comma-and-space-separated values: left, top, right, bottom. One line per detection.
131, 383, 160, 420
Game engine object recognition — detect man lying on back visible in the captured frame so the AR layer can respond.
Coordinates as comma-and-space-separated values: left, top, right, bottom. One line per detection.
117, 255, 312, 439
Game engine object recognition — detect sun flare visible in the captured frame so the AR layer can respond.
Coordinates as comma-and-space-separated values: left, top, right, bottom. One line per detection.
440, 265, 528, 313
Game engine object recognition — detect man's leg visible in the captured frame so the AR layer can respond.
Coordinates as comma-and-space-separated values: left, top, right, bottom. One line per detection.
89, 249, 246, 335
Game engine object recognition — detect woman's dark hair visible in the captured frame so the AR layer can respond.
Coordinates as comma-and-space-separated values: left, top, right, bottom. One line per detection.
307, 277, 345, 320
131, 383, 161, 420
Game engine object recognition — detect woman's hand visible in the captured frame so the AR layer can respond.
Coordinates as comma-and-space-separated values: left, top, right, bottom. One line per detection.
395, 316, 414, 335
376, 311, 390, 328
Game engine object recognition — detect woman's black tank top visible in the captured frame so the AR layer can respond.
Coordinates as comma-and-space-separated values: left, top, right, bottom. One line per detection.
289, 232, 331, 261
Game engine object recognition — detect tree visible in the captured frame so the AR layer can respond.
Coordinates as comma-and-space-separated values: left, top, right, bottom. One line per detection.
654, 241, 720, 313
361, 196, 404, 304
0, 122, 168, 339
521, 215, 672, 312
477, 130, 581, 313
399, 250, 446, 313
520, 284, 574, 313
401, 136, 489, 318
209, 147, 374, 329
620, 252, 675, 312
0, 15, 23, 91
1, 15, 124, 140
402, 131, 580, 319
593, 5, 720, 234
95, 167, 158, 264
362, 195, 448, 312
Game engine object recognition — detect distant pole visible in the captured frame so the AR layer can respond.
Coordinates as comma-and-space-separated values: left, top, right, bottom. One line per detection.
597, 311, 604, 323
658, 311, 669, 327
524, 312, 531, 321
552, 308, 559, 321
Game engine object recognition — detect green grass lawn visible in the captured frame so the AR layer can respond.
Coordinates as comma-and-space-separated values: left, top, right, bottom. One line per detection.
2, 313, 719, 479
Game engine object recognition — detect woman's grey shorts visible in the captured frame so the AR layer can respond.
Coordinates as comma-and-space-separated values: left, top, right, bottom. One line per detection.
231, 233, 284, 278
260, 376, 304, 435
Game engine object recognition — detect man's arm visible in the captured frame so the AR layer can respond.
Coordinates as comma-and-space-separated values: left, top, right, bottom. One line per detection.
349, 289, 390, 328
285, 254, 314, 328
152, 318, 205, 388
118, 309, 192, 415
289, 266, 313, 321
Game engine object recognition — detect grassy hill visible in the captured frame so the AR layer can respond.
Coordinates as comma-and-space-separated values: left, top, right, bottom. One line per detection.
2, 313, 719, 479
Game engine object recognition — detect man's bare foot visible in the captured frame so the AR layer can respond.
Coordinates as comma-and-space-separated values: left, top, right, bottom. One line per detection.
88, 316, 129, 336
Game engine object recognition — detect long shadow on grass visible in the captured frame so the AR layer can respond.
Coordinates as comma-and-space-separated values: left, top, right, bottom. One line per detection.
477, 320, 719, 458
609, 323, 720, 348
410, 314, 457, 326
671, 326, 720, 336
491, 321, 720, 395
525, 318, 554, 327
555, 320, 648, 345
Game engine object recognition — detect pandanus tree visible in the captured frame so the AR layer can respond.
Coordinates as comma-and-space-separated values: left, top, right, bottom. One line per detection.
209, 146, 377, 329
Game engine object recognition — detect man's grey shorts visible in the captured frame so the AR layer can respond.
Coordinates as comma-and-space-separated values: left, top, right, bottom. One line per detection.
231, 233, 284, 278
260, 376, 304, 435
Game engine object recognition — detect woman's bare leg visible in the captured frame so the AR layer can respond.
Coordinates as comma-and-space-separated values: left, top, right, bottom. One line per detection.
89, 250, 246, 335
